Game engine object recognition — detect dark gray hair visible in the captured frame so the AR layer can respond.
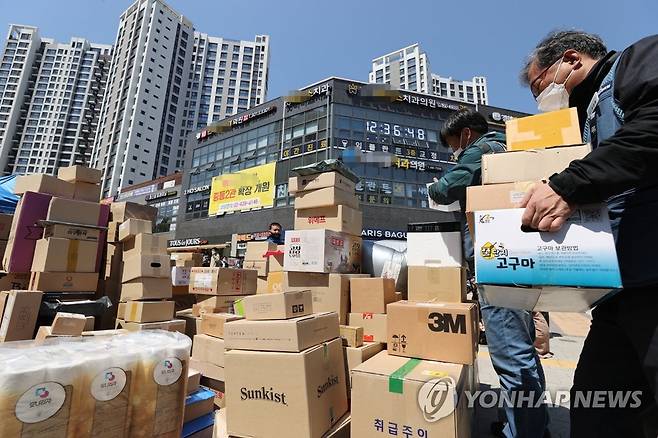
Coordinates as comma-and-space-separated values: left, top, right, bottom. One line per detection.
520, 30, 608, 86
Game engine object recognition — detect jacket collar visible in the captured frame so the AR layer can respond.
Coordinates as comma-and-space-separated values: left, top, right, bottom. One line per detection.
569, 51, 619, 130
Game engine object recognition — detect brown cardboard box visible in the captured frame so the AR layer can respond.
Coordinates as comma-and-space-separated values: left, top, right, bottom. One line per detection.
465, 181, 536, 235
407, 266, 466, 303
189, 267, 257, 295
172, 252, 203, 267
31, 237, 98, 273
34, 326, 61, 341
72, 182, 101, 202
196, 295, 245, 310
239, 290, 313, 320
339, 325, 363, 347
325, 412, 351, 438
110, 201, 158, 223
123, 233, 168, 258
57, 165, 102, 183
288, 171, 356, 194
0, 213, 13, 239
117, 302, 126, 319
0, 272, 30, 290
244, 241, 276, 260
242, 259, 267, 276
192, 334, 226, 367
46, 197, 102, 226
350, 277, 398, 313
43, 223, 101, 242
188, 368, 201, 394
0, 290, 43, 341
124, 300, 174, 323
29, 272, 99, 292
51, 312, 87, 335
482, 143, 592, 185
294, 186, 359, 210
200, 312, 243, 338
387, 301, 479, 365
506, 107, 582, 151
107, 221, 120, 243
225, 337, 348, 438
192, 304, 227, 317
115, 318, 186, 332
348, 313, 387, 343
118, 218, 152, 242
269, 246, 285, 272
283, 229, 362, 274
14, 174, 74, 198
344, 342, 384, 375
256, 276, 268, 294
84, 316, 94, 331
177, 309, 202, 338
225, 311, 340, 352
120, 277, 172, 300
294, 205, 362, 235
351, 351, 472, 438
189, 358, 225, 382
121, 254, 170, 282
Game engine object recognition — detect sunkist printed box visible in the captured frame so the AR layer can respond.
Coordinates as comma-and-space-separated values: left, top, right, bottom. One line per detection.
474, 207, 622, 311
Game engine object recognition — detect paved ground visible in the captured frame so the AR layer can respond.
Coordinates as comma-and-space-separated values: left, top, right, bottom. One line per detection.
474, 312, 592, 437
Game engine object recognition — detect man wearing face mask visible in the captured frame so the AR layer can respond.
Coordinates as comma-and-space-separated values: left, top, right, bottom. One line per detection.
520, 30, 658, 437
429, 109, 550, 438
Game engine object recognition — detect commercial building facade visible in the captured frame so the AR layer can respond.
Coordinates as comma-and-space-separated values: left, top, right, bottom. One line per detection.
369, 43, 488, 105
175, 77, 527, 245
0, 24, 111, 175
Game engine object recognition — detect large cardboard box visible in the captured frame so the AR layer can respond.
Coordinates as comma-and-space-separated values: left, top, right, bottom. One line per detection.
0, 213, 12, 239
475, 207, 622, 288
192, 334, 226, 367
14, 174, 74, 198
0, 290, 43, 341
46, 197, 102, 226
406, 222, 462, 267
407, 266, 466, 303
351, 351, 472, 438
344, 342, 384, 375
72, 182, 101, 202
348, 313, 387, 343
172, 252, 203, 267
43, 223, 101, 242
31, 237, 98, 272
121, 254, 170, 282
465, 181, 535, 235
0, 272, 29, 290
29, 272, 99, 292
200, 312, 243, 338
350, 277, 397, 313
118, 218, 152, 242
225, 338, 348, 438
110, 201, 158, 223
189, 267, 257, 295
506, 107, 582, 151
57, 165, 102, 183
123, 233, 168, 258
238, 290, 313, 320
224, 311, 340, 352
294, 186, 359, 210
288, 171, 356, 194
196, 295, 245, 310
387, 301, 479, 365
189, 358, 225, 382
124, 300, 174, 323
242, 259, 267, 276
120, 277, 172, 300
244, 241, 276, 260
51, 312, 87, 335
284, 229, 362, 274
294, 205, 362, 235
482, 143, 592, 185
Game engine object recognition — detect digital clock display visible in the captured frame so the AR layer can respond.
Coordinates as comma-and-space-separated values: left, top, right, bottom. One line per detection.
366, 121, 427, 140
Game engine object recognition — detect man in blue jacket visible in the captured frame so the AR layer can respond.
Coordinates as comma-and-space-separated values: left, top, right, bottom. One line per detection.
429, 109, 548, 438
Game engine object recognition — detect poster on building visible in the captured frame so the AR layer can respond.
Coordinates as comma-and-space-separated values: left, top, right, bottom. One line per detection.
208, 162, 276, 215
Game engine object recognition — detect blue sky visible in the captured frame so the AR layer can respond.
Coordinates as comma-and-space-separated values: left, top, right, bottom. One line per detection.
3, 0, 657, 113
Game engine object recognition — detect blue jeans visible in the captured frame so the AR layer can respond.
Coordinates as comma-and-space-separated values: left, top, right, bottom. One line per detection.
478, 291, 548, 438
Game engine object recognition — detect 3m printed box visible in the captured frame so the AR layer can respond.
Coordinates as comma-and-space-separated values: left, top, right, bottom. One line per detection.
474, 207, 622, 288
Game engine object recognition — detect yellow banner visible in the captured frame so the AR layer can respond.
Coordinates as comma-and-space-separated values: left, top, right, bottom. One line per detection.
208, 162, 276, 215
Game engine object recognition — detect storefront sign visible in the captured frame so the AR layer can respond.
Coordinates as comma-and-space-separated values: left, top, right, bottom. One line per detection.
196, 106, 277, 142
361, 228, 407, 240
208, 162, 276, 215
184, 184, 211, 195
235, 231, 270, 242
228, 105, 276, 127
285, 83, 331, 107
168, 237, 209, 248
396, 93, 464, 111
489, 111, 516, 123
280, 139, 328, 160
145, 189, 178, 202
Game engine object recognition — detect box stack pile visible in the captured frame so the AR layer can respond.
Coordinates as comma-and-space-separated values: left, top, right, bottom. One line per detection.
223, 290, 348, 437
115, 221, 182, 331
466, 107, 622, 311
171, 251, 203, 296
243, 240, 283, 293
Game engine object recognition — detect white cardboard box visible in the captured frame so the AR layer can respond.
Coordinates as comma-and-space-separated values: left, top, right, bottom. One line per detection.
283, 229, 362, 274
406, 222, 462, 267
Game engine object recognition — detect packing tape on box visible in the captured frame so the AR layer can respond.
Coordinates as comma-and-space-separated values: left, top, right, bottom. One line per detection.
388, 358, 421, 394
67, 239, 80, 272
128, 303, 138, 322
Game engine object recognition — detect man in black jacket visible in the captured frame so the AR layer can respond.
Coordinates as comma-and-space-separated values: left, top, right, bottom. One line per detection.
520, 31, 658, 437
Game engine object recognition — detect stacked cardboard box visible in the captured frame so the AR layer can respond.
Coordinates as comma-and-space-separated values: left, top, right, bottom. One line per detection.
243, 241, 282, 293
188, 266, 258, 316
116, 227, 178, 331
347, 277, 399, 344
466, 108, 622, 311
285, 171, 363, 274
224, 291, 348, 437
171, 251, 203, 295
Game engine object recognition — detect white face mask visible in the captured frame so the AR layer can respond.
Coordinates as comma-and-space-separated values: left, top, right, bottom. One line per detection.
536, 59, 574, 113
451, 130, 469, 160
